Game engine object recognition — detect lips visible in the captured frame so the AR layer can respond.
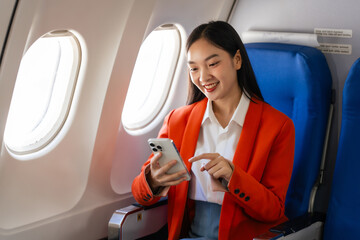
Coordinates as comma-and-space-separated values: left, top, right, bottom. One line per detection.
203, 82, 219, 92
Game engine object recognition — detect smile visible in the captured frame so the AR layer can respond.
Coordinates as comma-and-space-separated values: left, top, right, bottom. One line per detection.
203, 82, 219, 92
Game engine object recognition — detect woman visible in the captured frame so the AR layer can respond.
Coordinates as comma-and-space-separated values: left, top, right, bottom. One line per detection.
132, 21, 295, 240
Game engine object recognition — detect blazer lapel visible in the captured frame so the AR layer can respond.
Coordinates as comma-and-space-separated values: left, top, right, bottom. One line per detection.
167, 99, 207, 239
220, 99, 264, 239
180, 98, 207, 171
233, 99, 264, 171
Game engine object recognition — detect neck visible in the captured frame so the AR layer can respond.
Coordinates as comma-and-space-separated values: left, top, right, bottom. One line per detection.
212, 91, 242, 128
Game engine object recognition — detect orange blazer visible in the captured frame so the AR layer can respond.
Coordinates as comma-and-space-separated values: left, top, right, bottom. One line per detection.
132, 98, 295, 240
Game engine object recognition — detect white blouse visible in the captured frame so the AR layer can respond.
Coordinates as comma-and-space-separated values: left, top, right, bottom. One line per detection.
188, 93, 250, 205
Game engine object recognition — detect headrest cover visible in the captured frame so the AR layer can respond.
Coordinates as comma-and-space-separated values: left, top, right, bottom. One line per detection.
242, 31, 319, 47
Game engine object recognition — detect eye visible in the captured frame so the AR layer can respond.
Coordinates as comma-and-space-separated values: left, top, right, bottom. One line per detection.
189, 67, 198, 72
209, 61, 219, 67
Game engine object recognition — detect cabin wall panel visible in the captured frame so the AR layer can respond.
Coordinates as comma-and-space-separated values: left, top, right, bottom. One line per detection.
0, 0, 134, 237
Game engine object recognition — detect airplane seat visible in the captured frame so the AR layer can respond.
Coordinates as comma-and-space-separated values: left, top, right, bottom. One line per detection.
263, 58, 360, 240
322, 58, 360, 240
245, 42, 333, 220
108, 43, 333, 240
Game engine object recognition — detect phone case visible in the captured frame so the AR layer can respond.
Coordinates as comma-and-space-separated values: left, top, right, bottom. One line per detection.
148, 138, 191, 181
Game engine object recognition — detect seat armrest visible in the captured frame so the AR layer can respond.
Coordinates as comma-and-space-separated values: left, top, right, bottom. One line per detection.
253, 213, 325, 240
108, 198, 168, 240
270, 212, 325, 235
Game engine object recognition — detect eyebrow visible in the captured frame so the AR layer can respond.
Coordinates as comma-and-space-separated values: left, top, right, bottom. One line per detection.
187, 54, 219, 64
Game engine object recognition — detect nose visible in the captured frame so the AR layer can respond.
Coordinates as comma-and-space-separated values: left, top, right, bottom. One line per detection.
199, 67, 211, 83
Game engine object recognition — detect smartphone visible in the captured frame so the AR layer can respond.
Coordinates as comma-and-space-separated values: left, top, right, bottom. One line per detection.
148, 138, 191, 181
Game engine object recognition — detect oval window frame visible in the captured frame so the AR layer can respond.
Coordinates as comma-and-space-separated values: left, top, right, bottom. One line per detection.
4, 30, 82, 155
121, 24, 182, 135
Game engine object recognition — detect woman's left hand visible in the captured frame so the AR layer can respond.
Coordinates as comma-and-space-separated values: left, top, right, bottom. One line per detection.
189, 153, 234, 181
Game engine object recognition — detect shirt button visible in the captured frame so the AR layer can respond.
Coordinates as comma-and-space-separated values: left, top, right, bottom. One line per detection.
245, 196, 250, 201
234, 189, 240, 194
239, 193, 245, 198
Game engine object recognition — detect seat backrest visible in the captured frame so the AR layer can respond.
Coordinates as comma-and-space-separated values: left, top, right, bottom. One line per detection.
245, 43, 332, 219
323, 58, 360, 240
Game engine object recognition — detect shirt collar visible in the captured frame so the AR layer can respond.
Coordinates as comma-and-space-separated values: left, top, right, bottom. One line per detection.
202, 92, 250, 127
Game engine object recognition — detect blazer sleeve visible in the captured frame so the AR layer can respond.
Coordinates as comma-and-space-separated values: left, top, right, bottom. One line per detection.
131, 110, 175, 206
227, 118, 295, 222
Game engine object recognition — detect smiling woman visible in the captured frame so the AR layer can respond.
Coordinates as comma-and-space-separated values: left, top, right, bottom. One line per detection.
131, 21, 295, 240
187, 38, 242, 127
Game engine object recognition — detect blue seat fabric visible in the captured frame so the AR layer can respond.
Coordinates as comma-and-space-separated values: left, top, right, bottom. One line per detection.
245, 43, 332, 219
323, 58, 360, 240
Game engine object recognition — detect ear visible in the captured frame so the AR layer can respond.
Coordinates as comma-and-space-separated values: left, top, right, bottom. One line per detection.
233, 50, 242, 70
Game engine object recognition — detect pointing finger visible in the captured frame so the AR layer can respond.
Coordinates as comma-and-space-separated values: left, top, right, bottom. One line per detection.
189, 153, 220, 162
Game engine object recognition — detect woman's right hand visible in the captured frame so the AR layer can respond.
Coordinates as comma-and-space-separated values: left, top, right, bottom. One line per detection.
147, 152, 189, 192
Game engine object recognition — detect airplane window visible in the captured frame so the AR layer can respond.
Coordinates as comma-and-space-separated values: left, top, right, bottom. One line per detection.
4, 30, 81, 154
121, 24, 181, 134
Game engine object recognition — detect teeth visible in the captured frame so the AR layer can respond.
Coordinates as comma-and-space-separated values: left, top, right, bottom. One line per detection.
204, 82, 218, 89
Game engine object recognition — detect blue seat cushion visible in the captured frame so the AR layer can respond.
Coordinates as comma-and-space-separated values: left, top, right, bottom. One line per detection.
245, 43, 332, 219
323, 58, 360, 240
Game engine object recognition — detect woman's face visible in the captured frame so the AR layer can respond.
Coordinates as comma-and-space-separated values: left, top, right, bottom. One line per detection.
187, 38, 242, 104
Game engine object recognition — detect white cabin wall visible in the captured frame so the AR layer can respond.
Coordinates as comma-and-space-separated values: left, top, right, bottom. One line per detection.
230, 0, 360, 213
0, 0, 135, 239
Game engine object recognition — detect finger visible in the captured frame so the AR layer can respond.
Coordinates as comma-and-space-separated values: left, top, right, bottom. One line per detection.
189, 153, 220, 162
206, 162, 224, 176
213, 168, 231, 180
161, 176, 189, 186
211, 163, 233, 180
150, 152, 162, 166
202, 157, 222, 171
156, 159, 178, 176
158, 169, 188, 183
150, 163, 183, 188
157, 175, 187, 187
201, 154, 225, 171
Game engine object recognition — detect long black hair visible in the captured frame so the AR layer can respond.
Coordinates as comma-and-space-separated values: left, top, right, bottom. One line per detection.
186, 21, 264, 105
